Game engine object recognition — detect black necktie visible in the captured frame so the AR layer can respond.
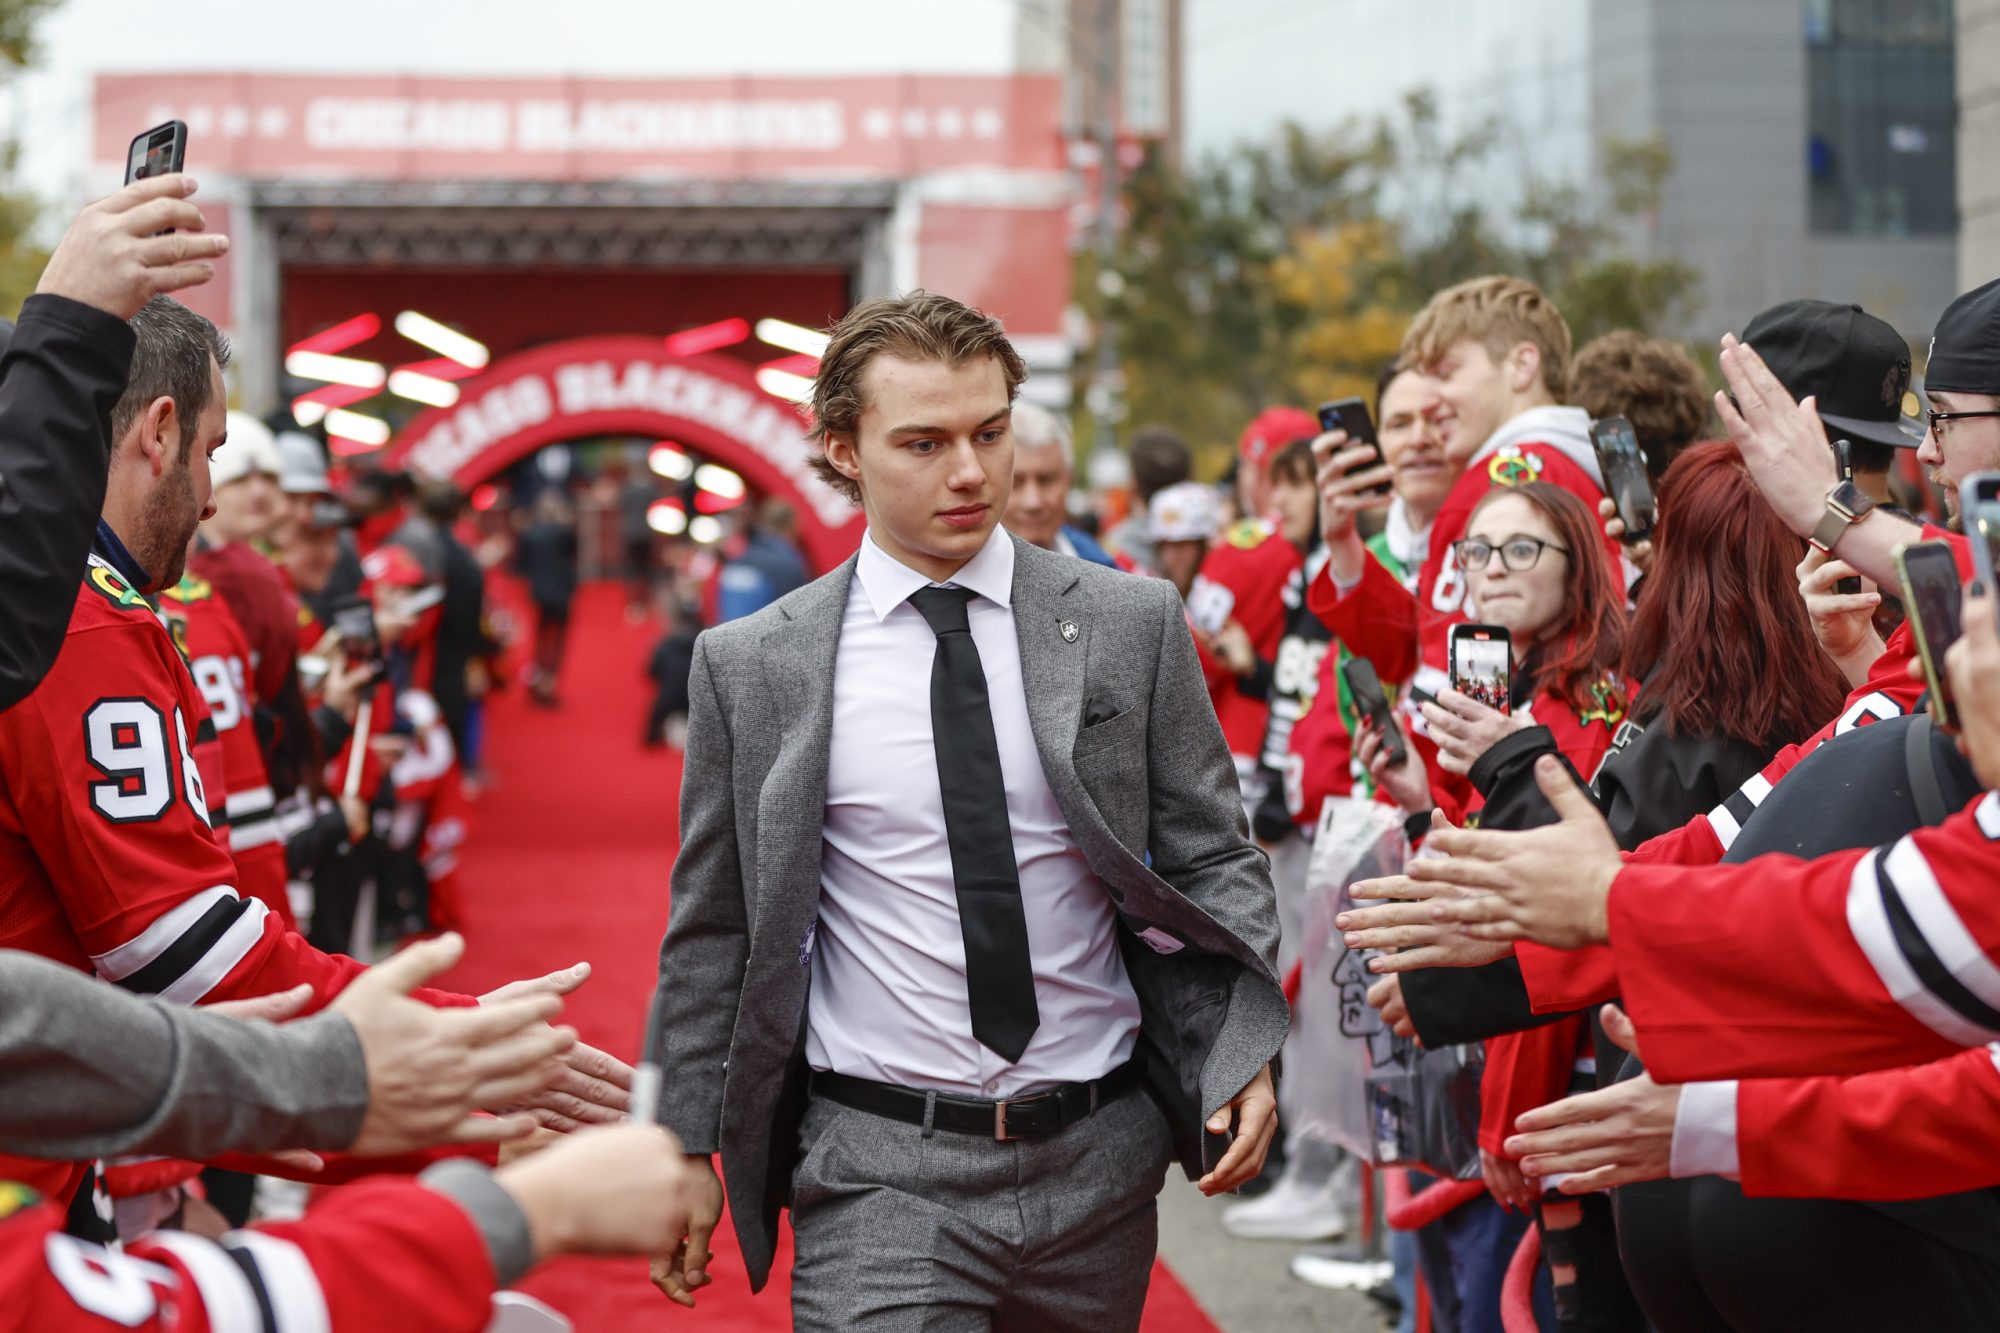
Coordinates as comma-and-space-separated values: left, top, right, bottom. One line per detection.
908, 585, 1040, 1063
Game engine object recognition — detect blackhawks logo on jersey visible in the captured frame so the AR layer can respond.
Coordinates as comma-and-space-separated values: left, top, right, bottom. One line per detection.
84, 557, 148, 612
0, 1181, 36, 1221
171, 572, 216, 603
1224, 517, 1276, 550
1486, 445, 1546, 488
1577, 674, 1628, 730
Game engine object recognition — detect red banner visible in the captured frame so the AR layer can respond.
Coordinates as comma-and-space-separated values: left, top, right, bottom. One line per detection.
95, 72, 1064, 181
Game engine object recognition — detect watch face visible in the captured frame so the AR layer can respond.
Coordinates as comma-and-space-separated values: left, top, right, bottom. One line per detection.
1831, 480, 1874, 517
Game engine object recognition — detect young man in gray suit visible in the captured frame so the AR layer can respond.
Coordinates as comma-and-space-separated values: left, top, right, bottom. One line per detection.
645, 291, 1286, 1329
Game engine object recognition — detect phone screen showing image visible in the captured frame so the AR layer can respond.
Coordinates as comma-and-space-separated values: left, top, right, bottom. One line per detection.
1450, 627, 1512, 716
125, 122, 185, 185
1974, 504, 2000, 606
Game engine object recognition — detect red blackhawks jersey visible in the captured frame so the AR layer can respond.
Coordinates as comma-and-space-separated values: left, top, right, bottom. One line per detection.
1307, 406, 1616, 701
0, 1176, 497, 1333
159, 573, 293, 929
0, 553, 471, 1202
1187, 518, 1304, 763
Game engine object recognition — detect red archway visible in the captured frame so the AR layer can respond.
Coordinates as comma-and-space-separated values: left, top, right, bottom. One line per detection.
379, 336, 862, 573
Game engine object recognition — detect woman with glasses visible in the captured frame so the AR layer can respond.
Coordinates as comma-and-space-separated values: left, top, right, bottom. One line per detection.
1356, 480, 1638, 1332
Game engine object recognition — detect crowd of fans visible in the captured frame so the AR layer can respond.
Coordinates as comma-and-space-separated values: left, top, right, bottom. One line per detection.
1026, 269, 2000, 1332
10, 164, 2000, 1333
0, 177, 709, 1330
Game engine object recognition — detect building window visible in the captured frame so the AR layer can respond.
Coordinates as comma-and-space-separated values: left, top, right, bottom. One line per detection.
1805, 0, 1956, 237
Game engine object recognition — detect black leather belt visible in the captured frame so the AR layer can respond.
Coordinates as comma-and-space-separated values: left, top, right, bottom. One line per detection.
811, 1058, 1143, 1142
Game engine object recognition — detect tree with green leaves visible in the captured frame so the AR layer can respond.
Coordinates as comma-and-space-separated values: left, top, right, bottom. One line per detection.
1080, 90, 1701, 477
0, 0, 60, 317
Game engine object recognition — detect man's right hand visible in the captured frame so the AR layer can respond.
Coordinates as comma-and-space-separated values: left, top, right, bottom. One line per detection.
332, 933, 568, 1156
35, 175, 229, 319
1313, 430, 1393, 586
649, 1154, 725, 1308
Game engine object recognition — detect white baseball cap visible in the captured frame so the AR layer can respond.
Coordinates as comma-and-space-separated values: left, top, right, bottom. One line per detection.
211, 412, 282, 489
274, 431, 332, 495
1148, 481, 1222, 542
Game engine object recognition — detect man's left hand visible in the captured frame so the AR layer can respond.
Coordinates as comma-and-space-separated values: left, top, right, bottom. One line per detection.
1504, 1005, 1678, 1193
1418, 757, 1622, 948
481, 962, 635, 1129
1197, 1064, 1277, 1196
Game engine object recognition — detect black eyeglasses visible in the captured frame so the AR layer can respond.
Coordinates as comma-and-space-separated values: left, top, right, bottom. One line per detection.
1454, 536, 1568, 572
1927, 408, 2000, 437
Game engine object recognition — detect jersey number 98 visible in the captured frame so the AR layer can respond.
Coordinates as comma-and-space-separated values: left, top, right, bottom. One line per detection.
83, 698, 211, 827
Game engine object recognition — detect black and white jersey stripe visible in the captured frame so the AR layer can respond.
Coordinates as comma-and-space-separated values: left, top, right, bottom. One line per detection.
1847, 796, 2000, 1047
1705, 689, 1906, 851
226, 783, 282, 850
147, 1229, 330, 1332
88, 886, 269, 1003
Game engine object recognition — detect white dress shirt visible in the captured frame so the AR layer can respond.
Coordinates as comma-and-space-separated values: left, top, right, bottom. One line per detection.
807, 527, 1143, 1099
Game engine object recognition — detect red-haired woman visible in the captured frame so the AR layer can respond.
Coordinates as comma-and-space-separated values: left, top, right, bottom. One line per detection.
1592, 440, 1849, 842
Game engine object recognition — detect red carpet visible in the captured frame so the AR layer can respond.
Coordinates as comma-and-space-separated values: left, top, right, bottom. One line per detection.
432, 582, 1222, 1330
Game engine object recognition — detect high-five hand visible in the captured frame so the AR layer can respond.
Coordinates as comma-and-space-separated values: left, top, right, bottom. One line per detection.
480, 961, 637, 1130
1417, 756, 1623, 947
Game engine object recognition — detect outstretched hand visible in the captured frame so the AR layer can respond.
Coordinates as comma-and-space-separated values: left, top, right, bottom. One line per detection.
481, 962, 636, 1130
1339, 865, 1512, 973
1504, 1005, 1678, 1193
1417, 756, 1622, 948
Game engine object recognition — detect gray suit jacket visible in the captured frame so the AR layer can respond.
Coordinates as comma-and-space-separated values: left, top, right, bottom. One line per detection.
647, 534, 1287, 1291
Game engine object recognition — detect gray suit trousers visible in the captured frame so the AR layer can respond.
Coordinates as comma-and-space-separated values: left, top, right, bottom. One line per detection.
790, 1088, 1176, 1331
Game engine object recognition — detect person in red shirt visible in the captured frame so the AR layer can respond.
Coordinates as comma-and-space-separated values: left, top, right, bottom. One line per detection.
188, 414, 301, 712
1308, 277, 1620, 712
160, 568, 293, 929
0, 297, 629, 1207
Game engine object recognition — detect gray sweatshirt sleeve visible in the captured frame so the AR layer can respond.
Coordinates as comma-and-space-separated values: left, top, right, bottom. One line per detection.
0, 950, 370, 1161
420, 1159, 537, 1287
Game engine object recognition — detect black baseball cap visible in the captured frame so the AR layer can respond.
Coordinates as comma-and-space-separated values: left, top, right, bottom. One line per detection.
1924, 278, 2000, 396
1741, 300, 1923, 448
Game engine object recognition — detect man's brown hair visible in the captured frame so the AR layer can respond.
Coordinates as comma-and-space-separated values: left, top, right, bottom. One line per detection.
807, 290, 1028, 504
1401, 276, 1571, 401
111, 296, 232, 464
1568, 329, 1711, 481
1268, 436, 1318, 486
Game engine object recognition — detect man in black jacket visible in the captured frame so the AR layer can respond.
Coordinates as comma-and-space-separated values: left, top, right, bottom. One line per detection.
0, 173, 229, 713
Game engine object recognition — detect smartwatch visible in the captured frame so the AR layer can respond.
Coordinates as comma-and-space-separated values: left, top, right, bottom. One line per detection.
1807, 479, 1875, 553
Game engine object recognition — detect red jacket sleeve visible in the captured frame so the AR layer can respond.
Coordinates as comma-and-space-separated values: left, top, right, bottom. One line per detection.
1609, 791, 2000, 1082
1, 1176, 497, 1333
1306, 554, 1421, 686
1731, 1046, 2000, 1200
1516, 941, 1620, 1014
1480, 1016, 1587, 1158
0, 611, 472, 1014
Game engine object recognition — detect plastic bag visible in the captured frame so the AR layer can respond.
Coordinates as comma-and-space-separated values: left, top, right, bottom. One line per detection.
1290, 795, 1484, 1180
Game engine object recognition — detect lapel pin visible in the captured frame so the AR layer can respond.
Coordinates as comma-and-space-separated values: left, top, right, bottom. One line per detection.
1060, 620, 1079, 643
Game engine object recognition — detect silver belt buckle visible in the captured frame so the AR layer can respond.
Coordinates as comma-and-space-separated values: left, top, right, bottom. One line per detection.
994, 1099, 1016, 1142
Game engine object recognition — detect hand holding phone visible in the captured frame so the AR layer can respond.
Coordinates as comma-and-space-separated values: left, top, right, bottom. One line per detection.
1341, 657, 1406, 766
1319, 398, 1389, 499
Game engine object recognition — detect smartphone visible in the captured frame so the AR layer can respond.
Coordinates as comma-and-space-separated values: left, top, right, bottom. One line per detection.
1832, 441, 1861, 595
1407, 684, 1438, 710
1340, 657, 1406, 767
1894, 541, 1964, 729
1973, 503, 2000, 621
125, 121, 187, 185
1319, 398, 1389, 498
328, 595, 382, 669
1587, 416, 1656, 544
1448, 623, 1513, 716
